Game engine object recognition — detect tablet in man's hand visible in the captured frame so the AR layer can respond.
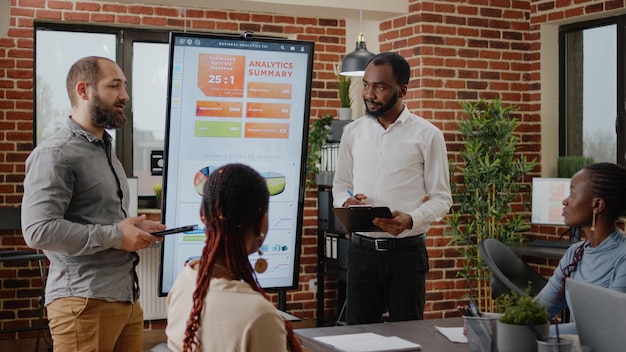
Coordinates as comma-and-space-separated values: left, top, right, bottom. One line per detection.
150, 224, 198, 236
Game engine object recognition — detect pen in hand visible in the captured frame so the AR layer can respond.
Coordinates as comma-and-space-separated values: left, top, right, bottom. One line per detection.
344, 190, 367, 206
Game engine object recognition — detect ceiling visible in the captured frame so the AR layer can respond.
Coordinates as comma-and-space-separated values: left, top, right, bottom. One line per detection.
108, 0, 408, 21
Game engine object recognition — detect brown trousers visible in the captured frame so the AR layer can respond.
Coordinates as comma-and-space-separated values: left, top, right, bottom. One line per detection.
47, 297, 144, 352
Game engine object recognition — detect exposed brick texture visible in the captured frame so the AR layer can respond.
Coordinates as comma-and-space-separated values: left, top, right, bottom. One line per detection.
1, 0, 623, 339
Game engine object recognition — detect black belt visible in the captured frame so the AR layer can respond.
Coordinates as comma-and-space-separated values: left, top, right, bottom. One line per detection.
350, 233, 425, 251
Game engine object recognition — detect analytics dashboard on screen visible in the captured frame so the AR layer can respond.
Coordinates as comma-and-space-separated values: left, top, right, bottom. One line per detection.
159, 32, 314, 296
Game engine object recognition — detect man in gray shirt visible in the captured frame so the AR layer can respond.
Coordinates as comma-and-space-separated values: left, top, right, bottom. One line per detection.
21, 56, 165, 351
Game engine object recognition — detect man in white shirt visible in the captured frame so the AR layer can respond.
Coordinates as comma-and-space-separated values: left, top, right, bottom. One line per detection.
332, 52, 452, 324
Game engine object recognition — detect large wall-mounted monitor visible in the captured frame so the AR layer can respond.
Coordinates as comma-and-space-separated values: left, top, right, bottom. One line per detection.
531, 178, 570, 225
158, 31, 314, 296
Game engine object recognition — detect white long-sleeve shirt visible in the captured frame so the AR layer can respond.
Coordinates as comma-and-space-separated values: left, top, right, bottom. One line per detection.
332, 106, 452, 238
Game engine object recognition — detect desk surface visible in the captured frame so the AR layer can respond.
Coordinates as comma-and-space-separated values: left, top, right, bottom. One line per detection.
508, 244, 567, 259
295, 317, 464, 352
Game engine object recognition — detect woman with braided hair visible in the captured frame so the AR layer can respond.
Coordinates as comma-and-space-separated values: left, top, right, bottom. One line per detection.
166, 163, 302, 352
537, 162, 626, 334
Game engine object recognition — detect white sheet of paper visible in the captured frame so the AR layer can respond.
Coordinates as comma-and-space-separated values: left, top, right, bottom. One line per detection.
435, 326, 467, 343
314, 332, 421, 352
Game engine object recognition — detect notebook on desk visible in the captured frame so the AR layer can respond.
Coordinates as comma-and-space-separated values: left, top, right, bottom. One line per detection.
566, 278, 626, 352
314, 332, 421, 351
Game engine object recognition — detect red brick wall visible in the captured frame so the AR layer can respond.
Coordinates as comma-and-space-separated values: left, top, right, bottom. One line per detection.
0, 0, 346, 337
2, 0, 625, 338
374, 0, 626, 319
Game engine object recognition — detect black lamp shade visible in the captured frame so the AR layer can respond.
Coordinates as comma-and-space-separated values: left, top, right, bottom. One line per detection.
340, 36, 375, 76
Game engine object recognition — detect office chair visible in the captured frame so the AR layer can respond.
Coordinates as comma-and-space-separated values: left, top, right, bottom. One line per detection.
478, 238, 547, 298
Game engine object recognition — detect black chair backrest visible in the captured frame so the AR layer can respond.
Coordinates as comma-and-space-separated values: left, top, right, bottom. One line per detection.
478, 238, 547, 298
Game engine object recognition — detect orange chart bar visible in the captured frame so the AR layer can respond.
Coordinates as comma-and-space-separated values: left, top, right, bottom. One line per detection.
246, 102, 290, 119
197, 53, 246, 98
244, 122, 290, 139
247, 82, 292, 99
196, 101, 243, 117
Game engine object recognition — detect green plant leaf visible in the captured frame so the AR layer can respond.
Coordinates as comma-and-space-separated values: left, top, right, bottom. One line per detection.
444, 98, 537, 293
306, 114, 333, 188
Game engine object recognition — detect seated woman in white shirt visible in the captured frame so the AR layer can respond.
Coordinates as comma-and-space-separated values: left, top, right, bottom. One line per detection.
166, 163, 301, 352
537, 162, 626, 335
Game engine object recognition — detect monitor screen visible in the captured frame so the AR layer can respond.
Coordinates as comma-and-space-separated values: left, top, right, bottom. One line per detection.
158, 31, 314, 296
531, 177, 570, 225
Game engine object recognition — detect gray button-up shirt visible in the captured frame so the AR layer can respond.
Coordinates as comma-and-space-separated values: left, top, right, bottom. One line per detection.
21, 118, 138, 304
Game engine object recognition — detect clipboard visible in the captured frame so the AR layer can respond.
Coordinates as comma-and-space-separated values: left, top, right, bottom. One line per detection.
332, 206, 393, 232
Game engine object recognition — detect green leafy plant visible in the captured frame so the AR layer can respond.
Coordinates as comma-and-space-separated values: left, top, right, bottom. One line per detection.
445, 99, 537, 294
496, 288, 549, 326
337, 74, 352, 108
153, 183, 163, 201
557, 156, 594, 178
305, 114, 333, 188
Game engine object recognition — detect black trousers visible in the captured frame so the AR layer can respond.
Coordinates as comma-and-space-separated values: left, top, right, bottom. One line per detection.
345, 239, 429, 325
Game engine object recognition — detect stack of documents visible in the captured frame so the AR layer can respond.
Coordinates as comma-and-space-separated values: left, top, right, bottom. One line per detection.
314, 332, 421, 351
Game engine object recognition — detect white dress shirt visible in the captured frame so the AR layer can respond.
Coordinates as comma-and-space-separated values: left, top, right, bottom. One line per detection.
332, 106, 452, 238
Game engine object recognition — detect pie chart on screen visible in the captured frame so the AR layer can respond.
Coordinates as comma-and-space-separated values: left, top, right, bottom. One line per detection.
193, 167, 286, 197
260, 172, 286, 196
193, 166, 218, 196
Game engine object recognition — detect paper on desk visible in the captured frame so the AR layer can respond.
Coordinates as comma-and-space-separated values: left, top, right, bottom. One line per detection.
314, 332, 421, 351
435, 326, 467, 343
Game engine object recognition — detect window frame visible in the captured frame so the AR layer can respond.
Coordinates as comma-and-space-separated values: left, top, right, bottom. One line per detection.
558, 16, 626, 166
33, 23, 170, 201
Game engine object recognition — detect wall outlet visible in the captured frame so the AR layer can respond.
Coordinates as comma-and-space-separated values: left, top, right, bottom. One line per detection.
308, 278, 317, 292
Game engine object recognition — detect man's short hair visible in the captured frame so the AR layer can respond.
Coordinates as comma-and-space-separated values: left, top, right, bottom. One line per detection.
369, 52, 410, 86
66, 56, 114, 107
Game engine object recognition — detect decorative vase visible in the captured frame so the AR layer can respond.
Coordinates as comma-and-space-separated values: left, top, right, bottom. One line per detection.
338, 107, 352, 120
496, 321, 549, 352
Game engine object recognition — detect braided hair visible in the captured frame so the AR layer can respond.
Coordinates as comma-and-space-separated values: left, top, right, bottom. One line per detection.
558, 162, 626, 298
585, 163, 626, 220
182, 163, 301, 352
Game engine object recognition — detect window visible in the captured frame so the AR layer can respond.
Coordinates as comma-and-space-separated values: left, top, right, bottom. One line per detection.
35, 29, 117, 144
560, 17, 625, 165
34, 24, 169, 196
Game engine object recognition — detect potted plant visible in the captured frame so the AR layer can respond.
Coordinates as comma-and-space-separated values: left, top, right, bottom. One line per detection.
444, 99, 537, 304
153, 183, 163, 209
337, 74, 352, 120
557, 155, 593, 178
305, 114, 333, 188
495, 289, 549, 352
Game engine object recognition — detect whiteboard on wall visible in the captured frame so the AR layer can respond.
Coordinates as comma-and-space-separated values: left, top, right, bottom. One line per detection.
158, 32, 314, 296
531, 178, 570, 225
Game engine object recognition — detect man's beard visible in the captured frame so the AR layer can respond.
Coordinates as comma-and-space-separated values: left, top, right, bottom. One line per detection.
364, 89, 399, 118
90, 93, 127, 129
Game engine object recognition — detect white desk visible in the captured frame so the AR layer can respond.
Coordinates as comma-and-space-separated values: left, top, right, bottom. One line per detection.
295, 317, 465, 351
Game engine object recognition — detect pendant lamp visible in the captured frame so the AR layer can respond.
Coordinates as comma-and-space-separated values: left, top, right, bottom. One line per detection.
340, 0, 375, 76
